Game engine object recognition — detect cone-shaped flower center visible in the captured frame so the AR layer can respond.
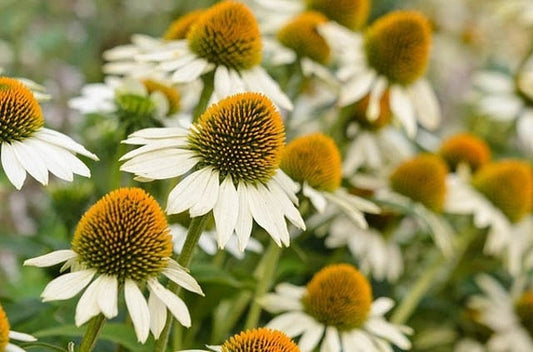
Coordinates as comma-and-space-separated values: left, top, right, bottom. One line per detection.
0, 77, 44, 143
350, 90, 392, 130
221, 328, 300, 352
280, 133, 342, 192
302, 264, 372, 330
188, 92, 285, 184
516, 291, 533, 337
439, 133, 491, 172
390, 154, 448, 212
472, 160, 533, 223
277, 11, 331, 65
305, 0, 370, 30
163, 9, 206, 40
72, 188, 173, 283
0, 305, 9, 351
364, 11, 432, 85
142, 79, 181, 115
187, 1, 262, 70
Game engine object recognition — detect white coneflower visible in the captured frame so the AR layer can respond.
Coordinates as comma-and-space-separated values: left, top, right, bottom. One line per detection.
24, 188, 203, 343
0, 303, 37, 352
320, 10, 440, 138
262, 264, 412, 351
120, 92, 305, 251
280, 133, 379, 228
0, 77, 98, 189
138, 1, 293, 110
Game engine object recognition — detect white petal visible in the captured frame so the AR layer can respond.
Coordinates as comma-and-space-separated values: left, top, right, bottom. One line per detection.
303, 184, 328, 213
299, 322, 325, 352
8, 331, 37, 342
125, 279, 150, 343
124, 127, 188, 141
365, 319, 411, 350
241, 67, 293, 110
321, 326, 341, 352
10, 140, 49, 185
473, 71, 514, 93
371, 297, 395, 316
390, 85, 417, 138
1, 142, 26, 189
5, 343, 27, 352
148, 291, 167, 339
75, 277, 101, 326
338, 70, 376, 107
171, 58, 209, 83
166, 168, 213, 215
147, 278, 191, 327
246, 184, 286, 246
121, 149, 198, 180
24, 250, 77, 267
410, 79, 441, 130
163, 260, 204, 295
189, 169, 220, 217
213, 176, 239, 249
214, 65, 232, 99
96, 275, 118, 319
36, 128, 98, 160
367, 77, 387, 121
42, 269, 95, 301
235, 182, 254, 250
268, 179, 306, 230
25, 139, 74, 181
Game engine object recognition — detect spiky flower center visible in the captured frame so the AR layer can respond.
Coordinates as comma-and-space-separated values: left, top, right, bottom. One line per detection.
163, 9, 206, 40
390, 154, 448, 212
0, 305, 9, 352
188, 92, 284, 184
221, 328, 300, 352
72, 188, 173, 283
350, 90, 392, 130
281, 133, 342, 192
0, 77, 44, 143
305, 0, 370, 30
439, 133, 491, 172
277, 12, 331, 65
187, 1, 262, 70
364, 11, 432, 85
516, 291, 533, 337
142, 79, 181, 115
472, 160, 533, 223
302, 264, 372, 330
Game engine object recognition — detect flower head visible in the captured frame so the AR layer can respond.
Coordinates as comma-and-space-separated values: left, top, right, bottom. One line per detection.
281, 133, 341, 192
364, 11, 432, 85
277, 12, 331, 65
187, 1, 262, 71
121, 93, 304, 251
0, 77, 98, 189
221, 328, 300, 352
390, 154, 448, 212
439, 133, 491, 172
25, 188, 203, 343
305, 0, 370, 30
472, 160, 532, 222
302, 264, 372, 330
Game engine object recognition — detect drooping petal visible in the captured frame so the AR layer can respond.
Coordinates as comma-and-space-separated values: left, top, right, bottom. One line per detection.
213, 176, 239, 249
75, 277, 101, 326
166, 168, 214, 215
24, 250, 77, 267
189, 168, 220, 217
96, 275, 118, 319
338, 70, 376, 107
410, 79, 441, 130
10, 139, 49, 185
1, 142, 26, 189
125, 279, 150, 343
42, 269, 95, 302
148, 291, 167, 339
147, 278, 191, 327
163, 259, 204, 295
390, 85, 417, 138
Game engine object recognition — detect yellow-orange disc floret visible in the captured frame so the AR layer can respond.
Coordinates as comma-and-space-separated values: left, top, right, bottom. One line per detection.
187, 1, 262, 71
439, 133, 491, 172
364, 11, 432, 85
0, 77, 44, 143
188, 92, 285, 184
302, 264, 372, 330
390, 154, 448, 212
280, 133, 342, 192
516, 291, 533, 337
142, 79, 181, 115
277, 11, 331, 65
350, 90, 392, 130
163, 9, 206, 40
472, 160, 533, 223
72, 188, 173, 283
305, 0, 370, 30
221, 328, 300, 352
0, 304, 9, 352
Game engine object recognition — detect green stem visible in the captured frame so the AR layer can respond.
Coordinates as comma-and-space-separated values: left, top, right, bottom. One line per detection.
390, 227, 479, 325
78, 314, 106, 352
192, 71, 215, 123
153, 215, 208, 352
244, 241, 283, 329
